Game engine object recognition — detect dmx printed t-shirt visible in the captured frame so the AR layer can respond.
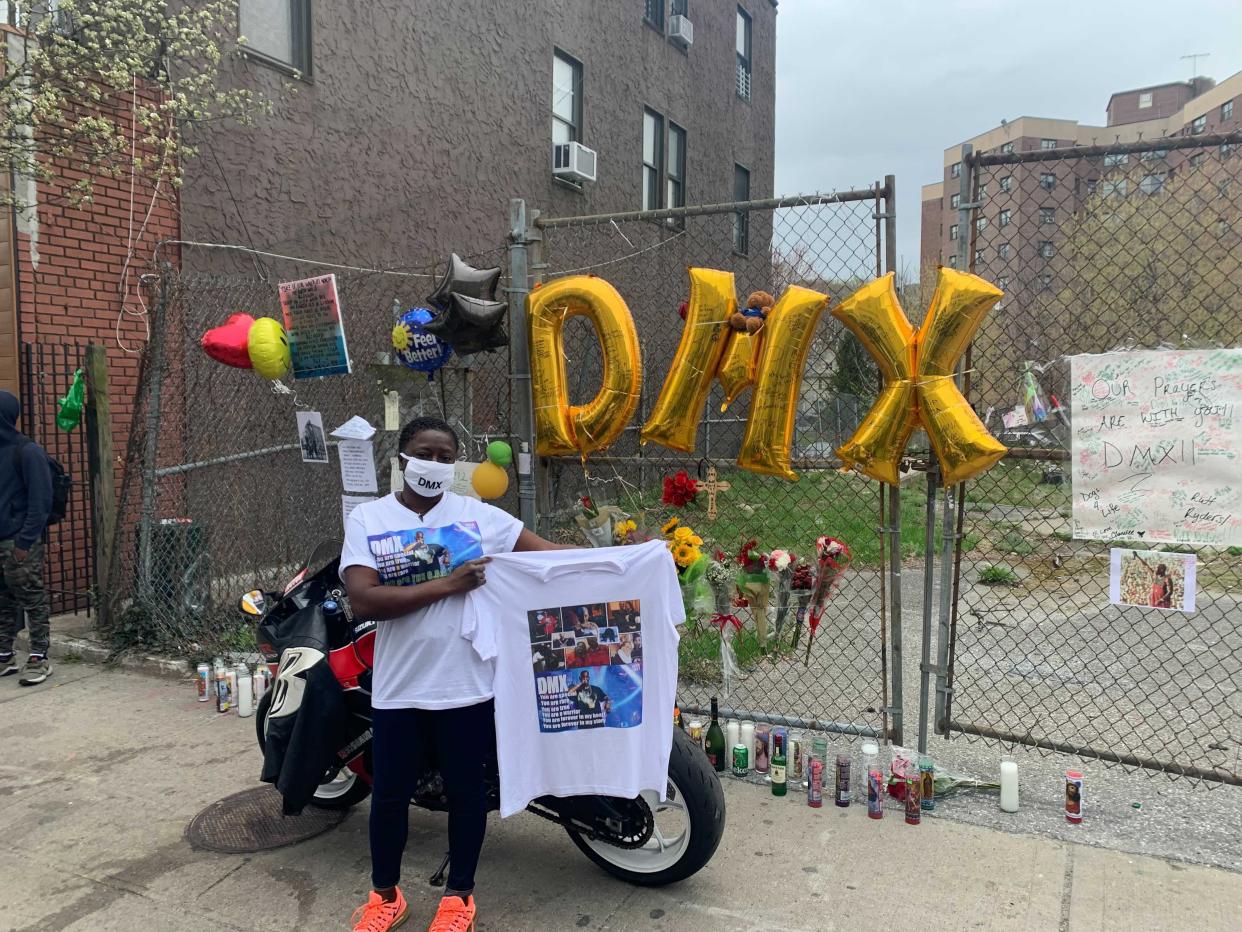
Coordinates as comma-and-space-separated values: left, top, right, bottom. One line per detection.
340, 491, 523, 710
461, 540, 683, 817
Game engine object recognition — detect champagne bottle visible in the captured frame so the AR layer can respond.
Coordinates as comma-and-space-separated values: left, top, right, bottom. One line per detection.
771, 732, 787, 796
704, 698, 727, 772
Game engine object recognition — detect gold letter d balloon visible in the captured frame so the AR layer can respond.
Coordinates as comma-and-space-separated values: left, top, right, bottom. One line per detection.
833, 268, 1007, 486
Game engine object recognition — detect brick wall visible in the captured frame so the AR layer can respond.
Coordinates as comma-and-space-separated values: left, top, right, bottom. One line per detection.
16, 83, 181, 468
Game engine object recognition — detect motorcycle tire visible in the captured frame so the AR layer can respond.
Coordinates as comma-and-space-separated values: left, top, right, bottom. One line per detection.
566, 727, 726, 886
254, 691, 373, 811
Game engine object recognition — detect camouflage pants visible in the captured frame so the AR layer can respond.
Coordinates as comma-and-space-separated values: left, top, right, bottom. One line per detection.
0, 539, 50, 655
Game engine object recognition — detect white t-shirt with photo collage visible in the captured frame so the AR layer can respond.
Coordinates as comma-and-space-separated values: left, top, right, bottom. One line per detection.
340, 491, 523, 710
461, 540, 684, 817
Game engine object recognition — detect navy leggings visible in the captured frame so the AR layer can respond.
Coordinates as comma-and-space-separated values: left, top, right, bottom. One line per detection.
369, 701, 494, 892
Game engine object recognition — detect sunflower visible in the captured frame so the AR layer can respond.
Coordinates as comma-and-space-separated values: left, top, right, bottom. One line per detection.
672, 542, 697, 566
661, 517, 680, 535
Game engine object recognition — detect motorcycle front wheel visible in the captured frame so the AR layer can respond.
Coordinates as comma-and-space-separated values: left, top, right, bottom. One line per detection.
566, 727, 726, 886
254, 691, 373, 811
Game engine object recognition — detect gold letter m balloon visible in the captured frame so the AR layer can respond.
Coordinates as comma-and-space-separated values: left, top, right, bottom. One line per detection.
833, 268, 1007, 486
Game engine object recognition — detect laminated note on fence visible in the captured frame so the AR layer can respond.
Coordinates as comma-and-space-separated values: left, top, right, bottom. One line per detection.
1069, 349, 1242, 546
278, 273, 352, 378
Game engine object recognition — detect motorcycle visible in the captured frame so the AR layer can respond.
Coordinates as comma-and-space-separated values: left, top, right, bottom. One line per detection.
243, 541, 726, 886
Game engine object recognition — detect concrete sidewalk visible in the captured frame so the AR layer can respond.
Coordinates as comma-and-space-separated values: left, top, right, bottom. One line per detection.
0, 662, 1238, 931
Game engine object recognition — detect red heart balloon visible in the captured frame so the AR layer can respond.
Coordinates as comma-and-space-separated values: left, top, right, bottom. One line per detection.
201, 313, 256, 368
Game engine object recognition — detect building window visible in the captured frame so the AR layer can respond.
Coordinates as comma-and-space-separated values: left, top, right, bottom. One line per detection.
1140, 172, 1166, 195
1191, 115, 1207, 134
950, 193, 960, 209
1223, 100, 1234, 123
644, 0, 664, 29
1039, 241, 1055, 259
999, 243, 1011, 260
1139, 91, 1153, 109
999, 209, 1011, 227
642, 108, 664, 209
1040, 138, 1057, 150
666, 121, 686, 212
1039, 207, 1055, 224
998, 276, 1010, 289
239, 0, 313, 74
1218, 180, 1231, 199
1104, 152, 1129, 167
974, 248, 985, 265
1000, 142, 1014, 155
975, 217, 987, 233
732, 164, 750, 254
552, 50, 582, 155
735, 7, 752, 101
1038, 274, 1053, 291
1222, 143, 1234, 158
947, 255, 958, 268
1039, 172, 1056, 190
950, 162, 961, 178
1189, 152, 1206, 168
1139, 148, 1168, 162
979, 182, 988, 200
999, 175, 1012, 192
949, 223, 959, 241
1086, 179, 1098, 195
1101, 179, 1128, 197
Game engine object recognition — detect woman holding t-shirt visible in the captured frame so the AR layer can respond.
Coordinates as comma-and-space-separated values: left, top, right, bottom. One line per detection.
341, 417, 567, 932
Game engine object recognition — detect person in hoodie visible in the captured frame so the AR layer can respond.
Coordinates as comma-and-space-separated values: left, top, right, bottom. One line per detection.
0, 390, 53, 686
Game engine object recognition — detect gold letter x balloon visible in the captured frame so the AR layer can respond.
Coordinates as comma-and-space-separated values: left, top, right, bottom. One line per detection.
833, 268, 1007, 487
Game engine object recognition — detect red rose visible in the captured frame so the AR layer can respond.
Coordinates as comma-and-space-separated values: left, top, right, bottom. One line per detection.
661, 469, 699, 507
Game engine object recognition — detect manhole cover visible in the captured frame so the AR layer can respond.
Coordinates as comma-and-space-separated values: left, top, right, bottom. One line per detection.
187, 785, 348, 853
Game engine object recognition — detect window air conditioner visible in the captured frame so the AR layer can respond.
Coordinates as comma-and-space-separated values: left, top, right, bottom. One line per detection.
553, 141, 598, 183
667, 15, 694, 48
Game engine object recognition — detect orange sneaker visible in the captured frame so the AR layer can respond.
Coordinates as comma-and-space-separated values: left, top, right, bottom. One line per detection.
428, 894, 477, 932
351, 888, 409, 932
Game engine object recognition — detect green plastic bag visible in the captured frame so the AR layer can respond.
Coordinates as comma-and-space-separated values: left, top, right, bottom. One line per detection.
57, 368, 85, 432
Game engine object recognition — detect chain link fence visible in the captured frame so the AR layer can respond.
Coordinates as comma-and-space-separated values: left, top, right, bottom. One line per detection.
103, 249, 513, 657
942, 134, 1242, 784
531, 188, 909, 740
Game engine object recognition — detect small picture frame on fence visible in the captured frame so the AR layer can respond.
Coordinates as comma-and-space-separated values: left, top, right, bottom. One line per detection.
296, 410, 330, 464
1109, 548, 1196, 613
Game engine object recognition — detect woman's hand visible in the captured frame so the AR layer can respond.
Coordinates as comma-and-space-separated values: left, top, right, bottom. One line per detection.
444, 557, 491, 594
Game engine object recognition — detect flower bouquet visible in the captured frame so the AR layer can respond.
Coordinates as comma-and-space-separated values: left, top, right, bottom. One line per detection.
804, 536, 852, 664
662, 518, 712, 619
736, 539, 771, 648
661, 469, 699, 507
574, 495, 625, 548
769, 549, 796, 644
788, 560, 815, 649
704, 551, 742, 698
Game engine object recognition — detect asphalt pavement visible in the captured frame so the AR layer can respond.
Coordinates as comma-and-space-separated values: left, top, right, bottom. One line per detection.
1, 660, 1240, 931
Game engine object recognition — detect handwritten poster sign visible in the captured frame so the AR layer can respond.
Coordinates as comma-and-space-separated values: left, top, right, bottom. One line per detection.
278, 274, 351, 378
1070, 349, 1242, 546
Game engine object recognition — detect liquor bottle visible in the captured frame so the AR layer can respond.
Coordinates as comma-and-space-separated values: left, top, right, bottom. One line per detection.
771, 733, 788, 796
704, 698, 727, 772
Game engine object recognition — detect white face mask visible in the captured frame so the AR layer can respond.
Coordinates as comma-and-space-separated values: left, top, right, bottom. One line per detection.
401, 454, 456, 496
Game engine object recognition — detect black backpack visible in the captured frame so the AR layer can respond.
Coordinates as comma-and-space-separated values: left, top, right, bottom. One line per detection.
12, 441, 71, 526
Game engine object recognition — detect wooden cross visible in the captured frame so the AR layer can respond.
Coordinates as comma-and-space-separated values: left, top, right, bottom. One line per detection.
703, 465, 731, 521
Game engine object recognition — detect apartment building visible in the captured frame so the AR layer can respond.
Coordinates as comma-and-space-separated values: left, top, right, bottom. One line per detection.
183, 0, 779, 271
920, 70, 1242, 274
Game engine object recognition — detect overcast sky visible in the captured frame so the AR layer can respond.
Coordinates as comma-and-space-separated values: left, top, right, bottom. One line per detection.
774, 0, 1242, 275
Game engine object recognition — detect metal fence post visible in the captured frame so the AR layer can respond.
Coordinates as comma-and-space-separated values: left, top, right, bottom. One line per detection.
136, 269, 171, 600
881, 173, 904, 745
507, 199, 539, 530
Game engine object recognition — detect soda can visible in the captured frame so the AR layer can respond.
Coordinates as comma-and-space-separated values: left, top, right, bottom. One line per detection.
1065, 770, 1084, 824
807, 759, 823, 807
215, 669, 231, 713
732, 744, 749, 777
688, 720, 704, 747
904, 775, 922, 825
834, 753, 852, 807
195, 663, 210, 702
789, 736, 805, 783
754, 723, 771, 774
919, 755, 936, 812
867, 768, 884, 819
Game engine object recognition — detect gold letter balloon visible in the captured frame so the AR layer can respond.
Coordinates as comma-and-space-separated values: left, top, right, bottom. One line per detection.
527, 275, 641, 457
833, 268, 1007, 487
